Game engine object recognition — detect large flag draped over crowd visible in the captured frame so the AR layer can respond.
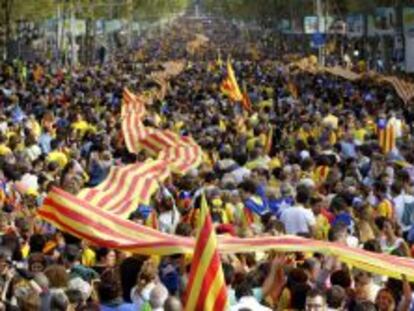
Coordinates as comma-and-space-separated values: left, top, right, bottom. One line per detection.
39, 187, 414, 282
37, 49, 414, 289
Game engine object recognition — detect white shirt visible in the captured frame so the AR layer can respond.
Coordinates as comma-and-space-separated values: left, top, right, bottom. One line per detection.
158, 209, 180, 234
230, 296, 271, 311
393, 193, 414, 231
279, 205, 316, 235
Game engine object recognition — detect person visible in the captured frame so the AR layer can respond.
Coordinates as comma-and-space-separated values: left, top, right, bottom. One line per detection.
230, 281, 271, 311
306, 289, 328, 311
279, 186, 316, 236
98, 269, 136, 311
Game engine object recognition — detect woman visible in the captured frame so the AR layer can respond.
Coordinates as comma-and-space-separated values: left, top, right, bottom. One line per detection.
130, 260, 167, 310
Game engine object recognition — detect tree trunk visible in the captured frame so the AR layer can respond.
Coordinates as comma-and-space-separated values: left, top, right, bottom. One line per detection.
3, 0, 13, 60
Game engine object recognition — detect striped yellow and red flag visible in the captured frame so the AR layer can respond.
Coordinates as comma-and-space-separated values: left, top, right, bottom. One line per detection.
158, 137, 203, 174
121, 88, 148, 154
380, 76, 414, 104
376, 118, 396, 154
122, 88, 146, 118
77, 160, 170, 218
241, 84, 252, 112
184, 195, 228, 311
220, 59, 243, 102
38, 187, 414, 282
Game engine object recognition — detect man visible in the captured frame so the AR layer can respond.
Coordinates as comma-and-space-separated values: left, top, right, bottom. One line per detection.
306, 289, 327, 311
149, 284, 169, 311
230, 281, 271, 311
279, 187, 316, 236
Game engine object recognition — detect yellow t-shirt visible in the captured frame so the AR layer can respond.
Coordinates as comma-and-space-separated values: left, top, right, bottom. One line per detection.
0, 144, 12, 156
81, 248, 96, 267
377, 199, 393, 219
71, 120, 90, 136
47, 151, 68, 168
315, 215, 330, 240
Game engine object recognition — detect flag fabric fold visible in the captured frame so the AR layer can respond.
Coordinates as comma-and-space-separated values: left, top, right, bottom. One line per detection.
77, 160, 170, 218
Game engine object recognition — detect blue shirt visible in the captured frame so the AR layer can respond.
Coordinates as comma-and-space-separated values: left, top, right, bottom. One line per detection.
100, 304, 136, 311
38, 133, 52, 154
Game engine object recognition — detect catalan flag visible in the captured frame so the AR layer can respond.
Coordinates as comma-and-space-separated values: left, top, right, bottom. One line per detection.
220, 60, 243, 102
241, 84, 252, 112
122, 88, 146, 118
376, 118, 396, 154
39, 187, 414, 282
380, 76, 414, 104
121, 88, 147, 154
77, 160, 170, 218
184, 195, 228, 311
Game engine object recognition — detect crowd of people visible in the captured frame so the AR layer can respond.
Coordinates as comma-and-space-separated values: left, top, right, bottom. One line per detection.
0, 16, 414, 311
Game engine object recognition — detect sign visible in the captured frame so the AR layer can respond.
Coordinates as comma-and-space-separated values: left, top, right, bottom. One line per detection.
311, 32, 325, 48
304, 16, 319, 34
347, 14, 364, 37
304, 16, 335, 34
403, 8, 414, 37
368, 7, 396, 36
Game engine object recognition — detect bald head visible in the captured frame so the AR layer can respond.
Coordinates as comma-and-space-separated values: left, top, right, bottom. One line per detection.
164, 296, 183, 311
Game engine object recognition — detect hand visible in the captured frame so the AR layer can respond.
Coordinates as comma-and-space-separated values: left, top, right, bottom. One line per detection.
5, 267, 14, 282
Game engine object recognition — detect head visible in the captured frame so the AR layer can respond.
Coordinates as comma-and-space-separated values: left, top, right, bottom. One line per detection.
44, 264, 69, 289
149, 284, 169, 309
326, 285, 346, 310
376, 288, 396, 311
302, 258, 321, 283
50, 290, 70, 311
306, 289, 327, 311
164, 296, 183, 311
98, 269, 122, 303
234, 280, 253, 301
96, 247, 116, 268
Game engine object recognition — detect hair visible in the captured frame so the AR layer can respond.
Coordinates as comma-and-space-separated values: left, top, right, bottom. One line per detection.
149, 284, 169, 309
328, 223, 348, 242
50, 290, 70, 311
137, 260, 158, 289
164, 296, 183, 311
296, 187, 310, 205
29, 234, 47, 253
291, 283, 311, 309
44, 265, 69, 289
222, 262, 235, 286
65, 289, 83, 306
239, 180, 257, 195
234, 280, 253, 301
330, 270, 352, 289
16, 288, 41, 311
119, 256, 145, 303
363, 239, 382, 253
326, 285, 346, 309
98, 269, 122, 303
